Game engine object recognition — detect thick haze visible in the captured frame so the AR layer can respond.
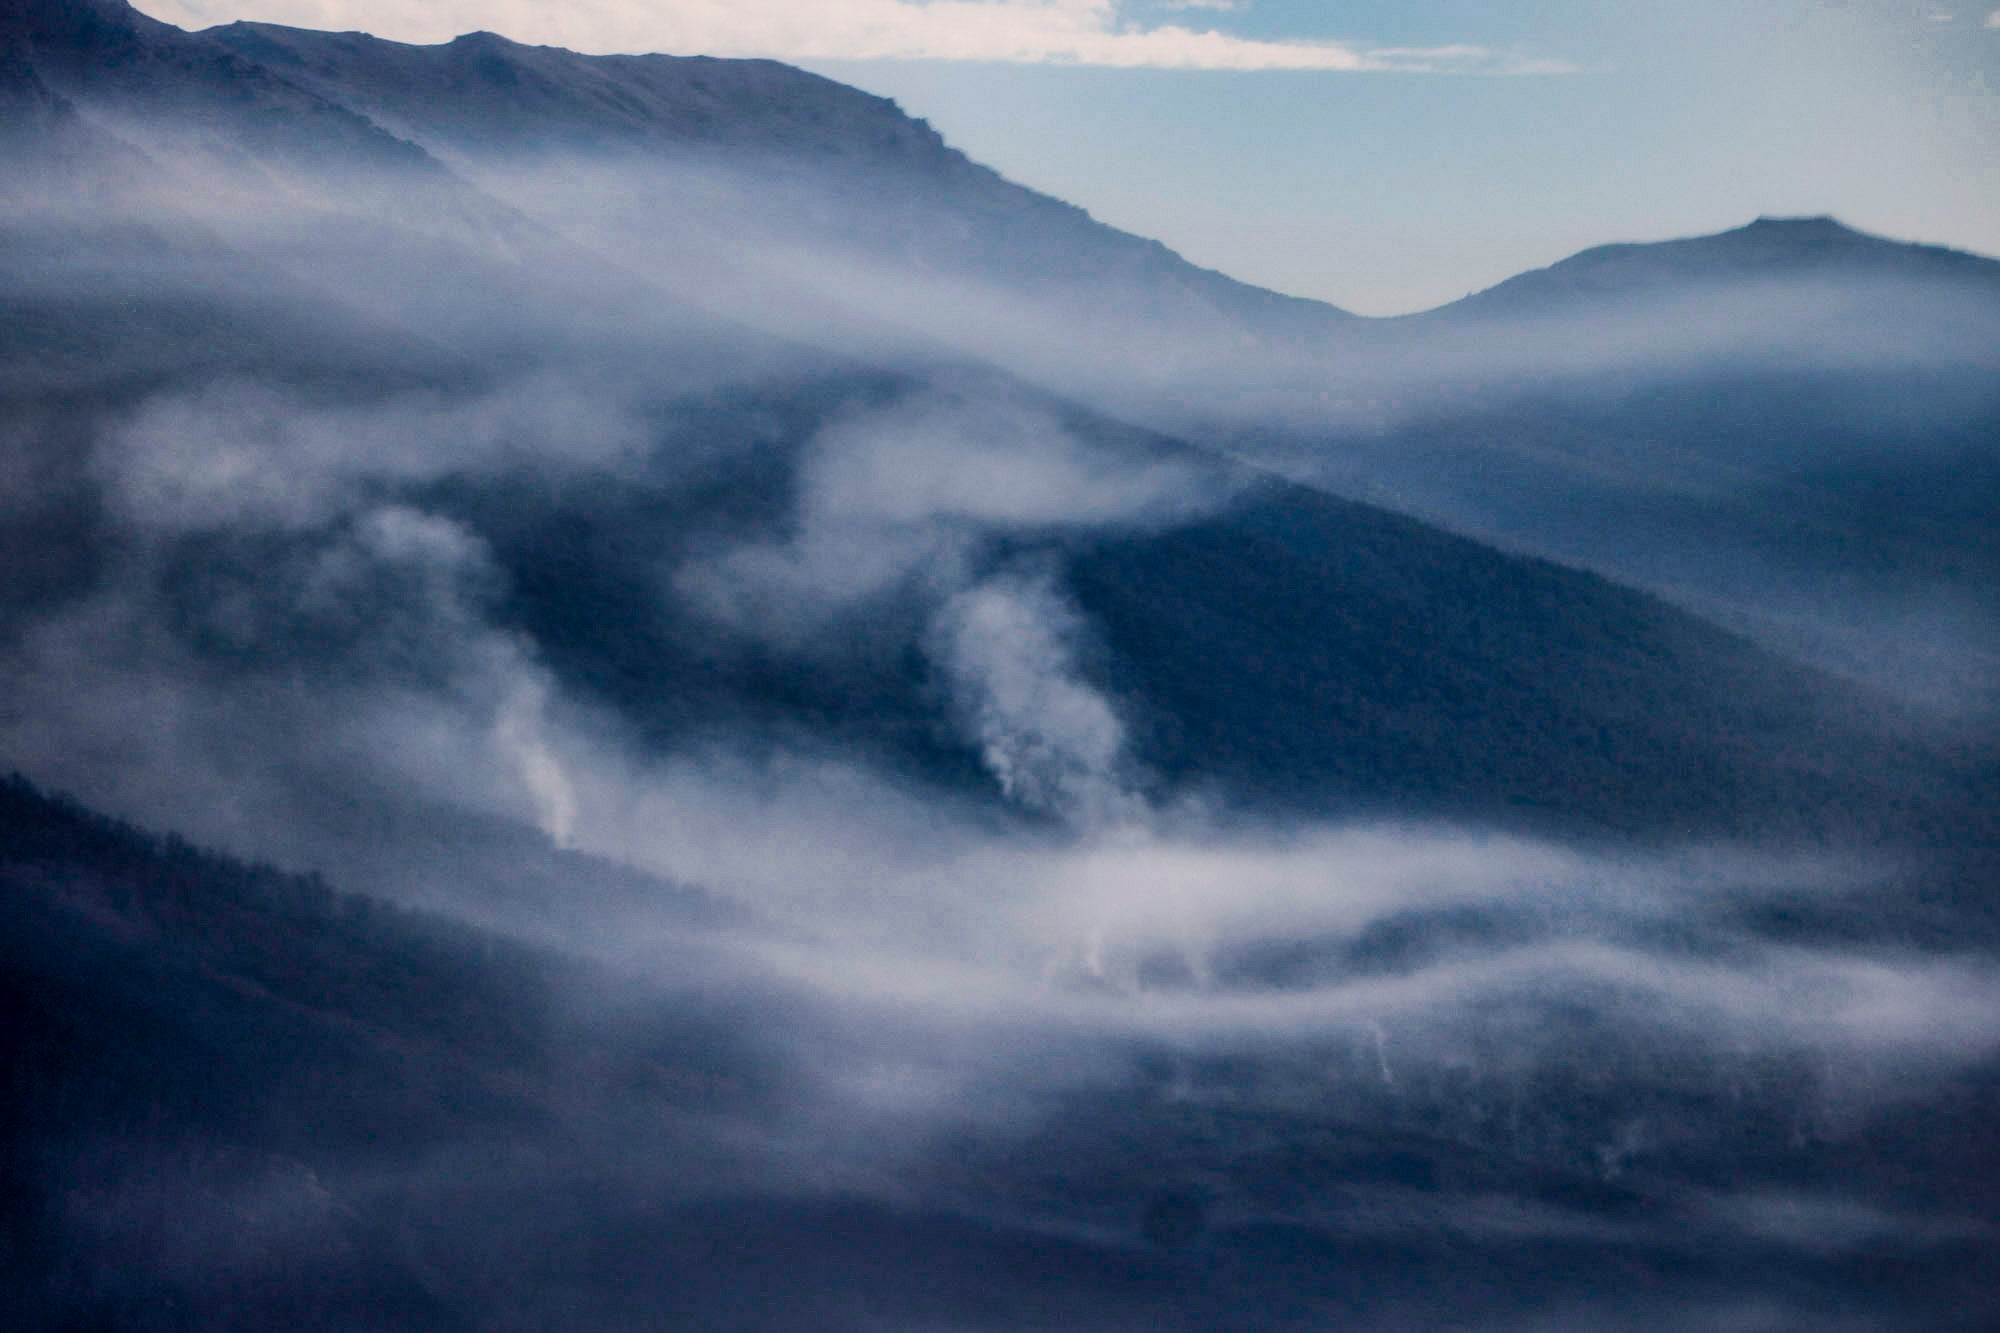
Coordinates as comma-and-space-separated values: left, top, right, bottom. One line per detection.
431, 144, 2000, 715
4, 12, 1998, 1326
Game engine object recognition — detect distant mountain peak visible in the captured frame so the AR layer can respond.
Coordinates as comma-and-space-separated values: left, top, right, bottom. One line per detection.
1439, 214, 1999, 319
1744, 213, 1849, 232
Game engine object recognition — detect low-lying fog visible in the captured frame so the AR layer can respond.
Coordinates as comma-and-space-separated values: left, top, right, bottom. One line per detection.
5, 110, 1998, 1327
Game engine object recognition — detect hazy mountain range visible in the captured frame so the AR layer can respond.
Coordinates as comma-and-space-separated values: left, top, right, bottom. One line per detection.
3, 1, 1996, 1328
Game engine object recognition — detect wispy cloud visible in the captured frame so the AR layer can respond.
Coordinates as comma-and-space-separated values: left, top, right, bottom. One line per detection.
138, 0, 1570, 73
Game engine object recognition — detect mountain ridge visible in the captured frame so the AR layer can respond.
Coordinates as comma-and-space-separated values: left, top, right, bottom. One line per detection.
1431, 214, 2000, 321
13, 0, 1997, 330
20, 1, 1995, 340
194, 15, 1357, 340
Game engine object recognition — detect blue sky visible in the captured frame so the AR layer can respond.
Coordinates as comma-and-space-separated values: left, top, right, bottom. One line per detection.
140, 0, 2000, 313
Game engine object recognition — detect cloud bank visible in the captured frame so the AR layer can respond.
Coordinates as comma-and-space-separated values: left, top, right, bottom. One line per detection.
137, 0, 1569, 73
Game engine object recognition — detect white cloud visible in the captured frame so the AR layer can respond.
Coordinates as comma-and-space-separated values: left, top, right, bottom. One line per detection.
137, 0, 1568, 73
1987, 7, 2000, 26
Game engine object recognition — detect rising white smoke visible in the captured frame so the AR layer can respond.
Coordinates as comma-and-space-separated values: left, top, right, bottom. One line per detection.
492, 672, 579, 849
928, 568, 1147, 832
